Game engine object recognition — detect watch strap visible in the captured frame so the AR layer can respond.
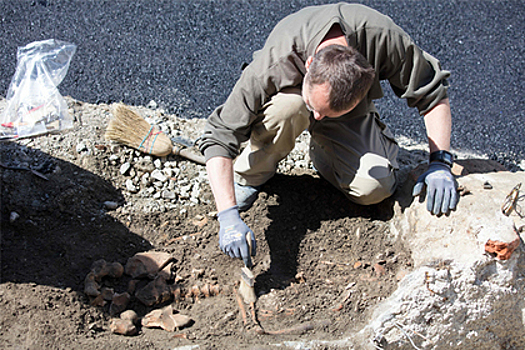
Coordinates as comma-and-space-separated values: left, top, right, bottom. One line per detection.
429, 150, 454, 167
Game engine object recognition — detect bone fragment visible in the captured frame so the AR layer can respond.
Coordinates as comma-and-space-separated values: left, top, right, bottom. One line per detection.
125, 251, 174, 279
84, 272, 101, 297
135, 275, 172, 306
109, 318, 137, 336
141, 305, 193, 332
120, 310, 140, 325
110, 292, 131, 316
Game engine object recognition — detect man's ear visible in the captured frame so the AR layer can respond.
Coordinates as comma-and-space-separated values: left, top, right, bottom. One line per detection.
305, 56, 314, 71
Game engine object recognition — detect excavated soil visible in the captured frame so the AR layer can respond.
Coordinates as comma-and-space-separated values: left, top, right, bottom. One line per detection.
0, 99, 413, 349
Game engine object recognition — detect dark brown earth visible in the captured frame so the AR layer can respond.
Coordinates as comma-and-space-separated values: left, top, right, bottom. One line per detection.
0, 102, 413, 349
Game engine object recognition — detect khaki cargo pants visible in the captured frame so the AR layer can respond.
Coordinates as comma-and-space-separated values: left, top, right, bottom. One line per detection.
233, 87, 399, 205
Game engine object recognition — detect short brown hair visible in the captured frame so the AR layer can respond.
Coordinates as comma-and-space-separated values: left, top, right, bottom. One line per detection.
306, 45, 375, 112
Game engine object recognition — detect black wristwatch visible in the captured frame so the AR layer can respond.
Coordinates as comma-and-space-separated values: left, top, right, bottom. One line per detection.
429, 150, 454, 167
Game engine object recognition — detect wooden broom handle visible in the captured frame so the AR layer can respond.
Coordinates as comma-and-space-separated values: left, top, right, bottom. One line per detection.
172, 145, 206, 165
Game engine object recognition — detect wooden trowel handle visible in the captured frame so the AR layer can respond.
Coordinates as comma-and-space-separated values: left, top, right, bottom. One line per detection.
246, 233, 253, 255
245, 232, 254, 268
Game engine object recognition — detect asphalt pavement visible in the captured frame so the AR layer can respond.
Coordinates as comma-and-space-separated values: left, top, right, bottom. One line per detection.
1, 0, 523, 168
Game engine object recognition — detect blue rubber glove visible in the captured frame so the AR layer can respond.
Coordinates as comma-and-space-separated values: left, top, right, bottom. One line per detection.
217, 205, 256, 267
412, 162, 459, 215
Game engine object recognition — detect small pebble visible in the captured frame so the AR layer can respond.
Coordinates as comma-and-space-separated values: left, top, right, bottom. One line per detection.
151, 169, 167, 182
10, 211, 20, 223
125, 179, 138, 192
120, 162, 131, 175
161, 190, 176, 200
76, 141, 88, 153
103, 201, 119, 210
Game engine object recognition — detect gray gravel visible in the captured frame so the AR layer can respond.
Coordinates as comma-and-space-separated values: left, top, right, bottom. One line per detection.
1, 0, 524, 168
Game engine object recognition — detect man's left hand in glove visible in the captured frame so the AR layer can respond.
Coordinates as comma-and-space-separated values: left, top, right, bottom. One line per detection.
412, 162, 459, 215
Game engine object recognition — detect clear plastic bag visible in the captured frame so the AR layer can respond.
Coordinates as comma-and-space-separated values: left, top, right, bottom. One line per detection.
1, 39, 77, 138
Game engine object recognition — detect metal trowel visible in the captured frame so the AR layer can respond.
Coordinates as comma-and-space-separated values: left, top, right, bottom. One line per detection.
239, 233, 256, 304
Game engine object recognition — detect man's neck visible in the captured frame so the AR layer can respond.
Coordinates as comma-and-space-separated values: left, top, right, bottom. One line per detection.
316, 24, 347, 53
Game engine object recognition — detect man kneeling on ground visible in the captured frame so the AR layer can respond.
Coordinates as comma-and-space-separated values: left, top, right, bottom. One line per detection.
198, 3, 459, 266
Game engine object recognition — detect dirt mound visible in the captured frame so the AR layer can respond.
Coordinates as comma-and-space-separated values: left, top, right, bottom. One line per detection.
0, 99, 412, 349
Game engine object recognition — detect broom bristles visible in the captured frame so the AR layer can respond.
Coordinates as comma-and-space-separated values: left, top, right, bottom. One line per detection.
105, 104, 173, 156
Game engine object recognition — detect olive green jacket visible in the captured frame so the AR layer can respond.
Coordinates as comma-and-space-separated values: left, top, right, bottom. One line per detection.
199, 3, 450, 161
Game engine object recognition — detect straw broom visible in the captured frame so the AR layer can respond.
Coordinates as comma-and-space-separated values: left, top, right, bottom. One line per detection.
105, 104, 205, 165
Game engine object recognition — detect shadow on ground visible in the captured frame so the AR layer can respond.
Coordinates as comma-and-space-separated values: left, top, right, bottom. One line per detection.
0, 141, 153, 290
245, 171, 396, 290
247, 156, 509, 291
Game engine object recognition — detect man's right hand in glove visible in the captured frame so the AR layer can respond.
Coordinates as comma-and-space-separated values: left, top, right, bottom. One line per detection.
217, 205, 256, 267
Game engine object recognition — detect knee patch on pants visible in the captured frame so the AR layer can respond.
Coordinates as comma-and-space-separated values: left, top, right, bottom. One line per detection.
312, 146, 396, 205
344, 171, 396, 205
342, 153, 396, 205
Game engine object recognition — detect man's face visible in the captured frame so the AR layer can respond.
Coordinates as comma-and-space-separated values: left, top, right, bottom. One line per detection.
301, 78, 358, 121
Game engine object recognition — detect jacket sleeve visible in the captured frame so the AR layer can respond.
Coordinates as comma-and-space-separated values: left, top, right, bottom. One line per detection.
371, 27, 450, 115
199, 49, 305, 161
198, 65, 266, 161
